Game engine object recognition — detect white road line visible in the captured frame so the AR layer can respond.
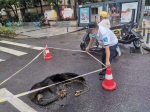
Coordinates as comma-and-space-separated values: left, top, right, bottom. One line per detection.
0, 88, 37, 112
0, 46, 27, 56
0, 40, 44, 50
0, 59, 5, 62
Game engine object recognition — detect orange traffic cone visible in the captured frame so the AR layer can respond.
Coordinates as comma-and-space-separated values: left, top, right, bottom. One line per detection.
102, 67, 116, 91
44, 45, 52, 60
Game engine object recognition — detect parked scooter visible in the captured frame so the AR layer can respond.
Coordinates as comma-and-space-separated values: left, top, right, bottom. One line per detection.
39, 18, 51, 27
80, 21, 142, 55
111, 21, 143, 49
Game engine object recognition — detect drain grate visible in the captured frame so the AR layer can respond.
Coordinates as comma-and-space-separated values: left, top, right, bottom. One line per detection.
28, 73, 88, 106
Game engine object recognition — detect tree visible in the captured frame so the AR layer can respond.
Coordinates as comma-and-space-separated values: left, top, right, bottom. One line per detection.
44, 0, 63, 20
31, 0, 43, 14
17, 0, 32, 10
0, 0, 19, 21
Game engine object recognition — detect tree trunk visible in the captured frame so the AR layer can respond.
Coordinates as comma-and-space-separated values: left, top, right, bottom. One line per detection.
35, 7, 39, 20
55, 4, 61, 21
39, 0, 43, 14
14, 5, 19, 21
9, 5, 18, 21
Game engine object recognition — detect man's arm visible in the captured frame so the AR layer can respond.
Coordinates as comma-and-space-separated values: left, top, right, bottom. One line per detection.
86, 38, 95, 52
105, 46, 110, 67
102, 35, 110, 67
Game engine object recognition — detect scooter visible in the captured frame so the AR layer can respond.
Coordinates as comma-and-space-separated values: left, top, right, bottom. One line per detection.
111, 21, 143, 49
39, 18, 51, 28
80, 21, 141, 57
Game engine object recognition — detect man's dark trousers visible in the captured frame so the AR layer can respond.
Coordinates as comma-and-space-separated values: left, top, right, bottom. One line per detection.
100, 44, 118, 75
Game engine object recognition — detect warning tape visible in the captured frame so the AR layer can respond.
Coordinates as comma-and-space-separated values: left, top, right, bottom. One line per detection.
0, 46, 105, 87
0, 68, 105, 103
48, 46, 86, 53
47, 46, 105, 66
0, 45, 106, 103
87, 52, 106, 67
0, 50, 44, 86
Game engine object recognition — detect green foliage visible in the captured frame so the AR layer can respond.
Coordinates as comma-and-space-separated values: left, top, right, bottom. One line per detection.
24, 12, 43, 22
44, 0, 62, 5
0, 26, 16, 36
31, 0, 43, 13
0, 0, 19, 21
1, 19, 9, 26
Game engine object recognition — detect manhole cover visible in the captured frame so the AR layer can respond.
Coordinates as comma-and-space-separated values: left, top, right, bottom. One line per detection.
28, 73, 88, 106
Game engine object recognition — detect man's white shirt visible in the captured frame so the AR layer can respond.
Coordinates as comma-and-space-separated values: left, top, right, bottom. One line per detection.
95, 25, 118, 47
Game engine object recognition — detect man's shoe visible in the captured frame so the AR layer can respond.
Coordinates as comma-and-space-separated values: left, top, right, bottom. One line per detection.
99, 75, 105, 80
99, 71, 105, 76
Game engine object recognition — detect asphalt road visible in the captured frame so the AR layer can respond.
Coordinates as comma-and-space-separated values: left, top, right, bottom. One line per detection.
0, 30, 150, 112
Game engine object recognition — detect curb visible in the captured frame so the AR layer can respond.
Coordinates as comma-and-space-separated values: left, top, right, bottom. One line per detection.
14, 27, 85, 39
15, 26, 51, 34
26, 26, 51, 32
0, 35, 16, 39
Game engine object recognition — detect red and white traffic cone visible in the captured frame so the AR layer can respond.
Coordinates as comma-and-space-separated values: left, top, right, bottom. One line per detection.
102, 67, 116, 91
44, 45, 52, 60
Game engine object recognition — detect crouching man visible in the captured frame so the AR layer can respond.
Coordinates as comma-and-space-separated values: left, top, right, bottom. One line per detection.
86, 22, 118, 80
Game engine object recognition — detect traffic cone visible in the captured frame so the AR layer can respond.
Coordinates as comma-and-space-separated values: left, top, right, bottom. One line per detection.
44, 45, 52, 60
102, 67, 116, 91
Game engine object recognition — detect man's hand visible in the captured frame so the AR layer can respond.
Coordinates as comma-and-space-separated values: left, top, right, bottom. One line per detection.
106, 61, 111, 67
86, 47, 90, 52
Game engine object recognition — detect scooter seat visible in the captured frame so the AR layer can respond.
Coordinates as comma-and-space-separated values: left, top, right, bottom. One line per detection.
110, 25, 122, 30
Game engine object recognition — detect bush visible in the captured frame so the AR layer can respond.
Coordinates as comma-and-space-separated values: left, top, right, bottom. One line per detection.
1, 19, 9, 26
24, 12, 44, 22
0, 26, 16, 37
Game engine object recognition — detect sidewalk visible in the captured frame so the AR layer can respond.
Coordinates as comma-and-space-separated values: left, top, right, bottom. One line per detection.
14, 26, 84, 39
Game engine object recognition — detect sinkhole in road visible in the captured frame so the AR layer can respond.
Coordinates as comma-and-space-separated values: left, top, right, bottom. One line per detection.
28, 73, 89, 107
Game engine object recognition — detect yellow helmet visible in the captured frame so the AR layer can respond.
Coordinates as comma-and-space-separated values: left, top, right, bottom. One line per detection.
99, 11, 108, 18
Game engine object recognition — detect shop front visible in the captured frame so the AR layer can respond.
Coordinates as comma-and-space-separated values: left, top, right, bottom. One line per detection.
78, 0, 142, 27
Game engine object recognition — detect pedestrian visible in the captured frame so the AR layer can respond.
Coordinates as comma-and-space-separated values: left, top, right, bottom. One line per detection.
98, 11, 111, 29
85, 22, 118, 80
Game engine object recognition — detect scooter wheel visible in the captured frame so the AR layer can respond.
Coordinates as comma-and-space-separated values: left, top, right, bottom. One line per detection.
80, 43, 86, 51
133, 40, 141, 49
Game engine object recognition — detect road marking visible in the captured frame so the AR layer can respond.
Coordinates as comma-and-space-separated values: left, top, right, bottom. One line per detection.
0, 40, 44, 50
0, 59, 5, 62
0, 46, 27, 56
0, 88, 37, 112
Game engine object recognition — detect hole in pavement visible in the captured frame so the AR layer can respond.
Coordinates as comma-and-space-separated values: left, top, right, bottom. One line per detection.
28, 73, 88, 107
